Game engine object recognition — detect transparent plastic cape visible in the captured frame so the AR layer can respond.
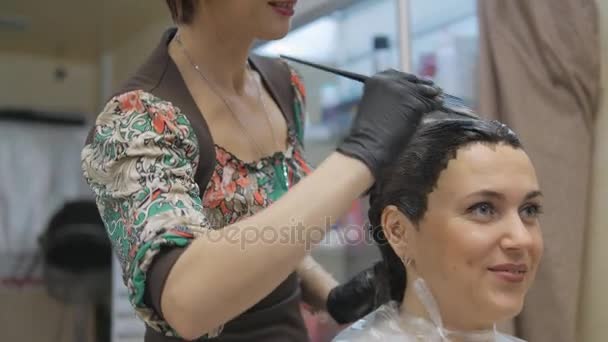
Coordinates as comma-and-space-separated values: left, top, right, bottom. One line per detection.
332, 278, 526, 342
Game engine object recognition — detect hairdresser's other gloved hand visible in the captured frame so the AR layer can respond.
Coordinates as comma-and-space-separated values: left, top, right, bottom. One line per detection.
336, 69, 442, 178
326, 261, 390, 324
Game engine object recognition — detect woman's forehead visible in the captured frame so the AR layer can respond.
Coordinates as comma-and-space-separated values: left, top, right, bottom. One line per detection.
432, 143, 538, 199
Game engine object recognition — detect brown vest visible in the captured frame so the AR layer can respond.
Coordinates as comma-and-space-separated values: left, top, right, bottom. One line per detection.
94, 28, 309, 342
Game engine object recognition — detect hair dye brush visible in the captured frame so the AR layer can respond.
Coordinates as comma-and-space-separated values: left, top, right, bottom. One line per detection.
280, 54, 478, 120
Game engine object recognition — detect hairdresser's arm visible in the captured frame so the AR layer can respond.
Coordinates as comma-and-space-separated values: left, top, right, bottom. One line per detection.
297, 255, 340, 313
84, 70, 441, 340
162, 70, 441, 339
82, 94, 367, 340
162, 153, 371, 339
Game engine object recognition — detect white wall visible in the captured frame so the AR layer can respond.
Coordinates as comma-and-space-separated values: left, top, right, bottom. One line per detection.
0, 122, 94, 342
0, 53, 98, 115
110, 22, 172, 91
0, 51, 99, 342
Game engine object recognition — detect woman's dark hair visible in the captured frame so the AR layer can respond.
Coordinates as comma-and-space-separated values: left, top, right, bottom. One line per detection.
368, 109, 522, 303
165, 0, 197, 24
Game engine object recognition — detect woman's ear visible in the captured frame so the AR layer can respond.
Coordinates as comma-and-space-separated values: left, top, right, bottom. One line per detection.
380, 205, 416, 259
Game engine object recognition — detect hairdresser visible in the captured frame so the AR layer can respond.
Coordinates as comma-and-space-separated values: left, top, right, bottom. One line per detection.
80, 1, 443, 341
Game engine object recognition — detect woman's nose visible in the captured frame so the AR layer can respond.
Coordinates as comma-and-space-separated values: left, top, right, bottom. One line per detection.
500, 212, 536, 251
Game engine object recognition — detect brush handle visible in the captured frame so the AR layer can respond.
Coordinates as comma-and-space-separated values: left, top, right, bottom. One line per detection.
280, 55, 369, 82
279, 54, 477, 119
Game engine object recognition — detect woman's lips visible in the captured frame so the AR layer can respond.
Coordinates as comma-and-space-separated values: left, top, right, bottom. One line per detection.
268, 1, 296, 17
488, 263, 528, 283
490, 270, 526, 283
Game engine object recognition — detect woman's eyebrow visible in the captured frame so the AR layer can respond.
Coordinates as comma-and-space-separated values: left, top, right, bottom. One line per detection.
465, 190, 505, 200
524, 190, 543, 201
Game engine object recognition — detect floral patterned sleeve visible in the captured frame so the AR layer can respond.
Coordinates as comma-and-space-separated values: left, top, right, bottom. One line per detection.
81, 90, 212, 336
286, 62, 308, 147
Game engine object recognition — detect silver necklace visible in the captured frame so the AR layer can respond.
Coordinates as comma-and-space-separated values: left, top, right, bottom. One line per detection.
175, 33, 282, 162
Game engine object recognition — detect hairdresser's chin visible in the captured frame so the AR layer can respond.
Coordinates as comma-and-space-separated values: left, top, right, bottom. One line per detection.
196, 0, 297, 41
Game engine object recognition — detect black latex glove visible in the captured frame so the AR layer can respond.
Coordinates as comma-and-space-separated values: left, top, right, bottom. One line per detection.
336, 69, 442, 178
326, 261, 390, 325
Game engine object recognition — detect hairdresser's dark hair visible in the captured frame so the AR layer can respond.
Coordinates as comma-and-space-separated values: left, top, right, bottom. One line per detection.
368, 109, 522, 303
165, 0, 197, 24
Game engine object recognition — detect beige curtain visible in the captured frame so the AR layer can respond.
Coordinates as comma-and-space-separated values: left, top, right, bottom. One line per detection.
578, 1, 608, 341
477, 1, 600, 341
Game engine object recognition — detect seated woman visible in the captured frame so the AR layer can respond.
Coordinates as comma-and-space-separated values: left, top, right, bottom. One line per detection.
332, 109, 544, 341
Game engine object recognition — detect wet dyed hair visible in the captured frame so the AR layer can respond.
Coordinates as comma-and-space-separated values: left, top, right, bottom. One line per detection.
368, 104, 522, 303
165, 0, 197, 24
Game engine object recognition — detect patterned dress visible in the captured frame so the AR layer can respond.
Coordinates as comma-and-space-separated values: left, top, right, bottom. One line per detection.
81, 67, 311, 338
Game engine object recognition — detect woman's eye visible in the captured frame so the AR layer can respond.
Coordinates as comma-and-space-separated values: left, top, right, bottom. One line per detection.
520, 203, 543, 219
468, 202, 496, 218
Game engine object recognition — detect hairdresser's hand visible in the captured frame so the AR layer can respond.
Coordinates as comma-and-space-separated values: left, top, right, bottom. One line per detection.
326, 261, 390, 324
336, 69, 442, 178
